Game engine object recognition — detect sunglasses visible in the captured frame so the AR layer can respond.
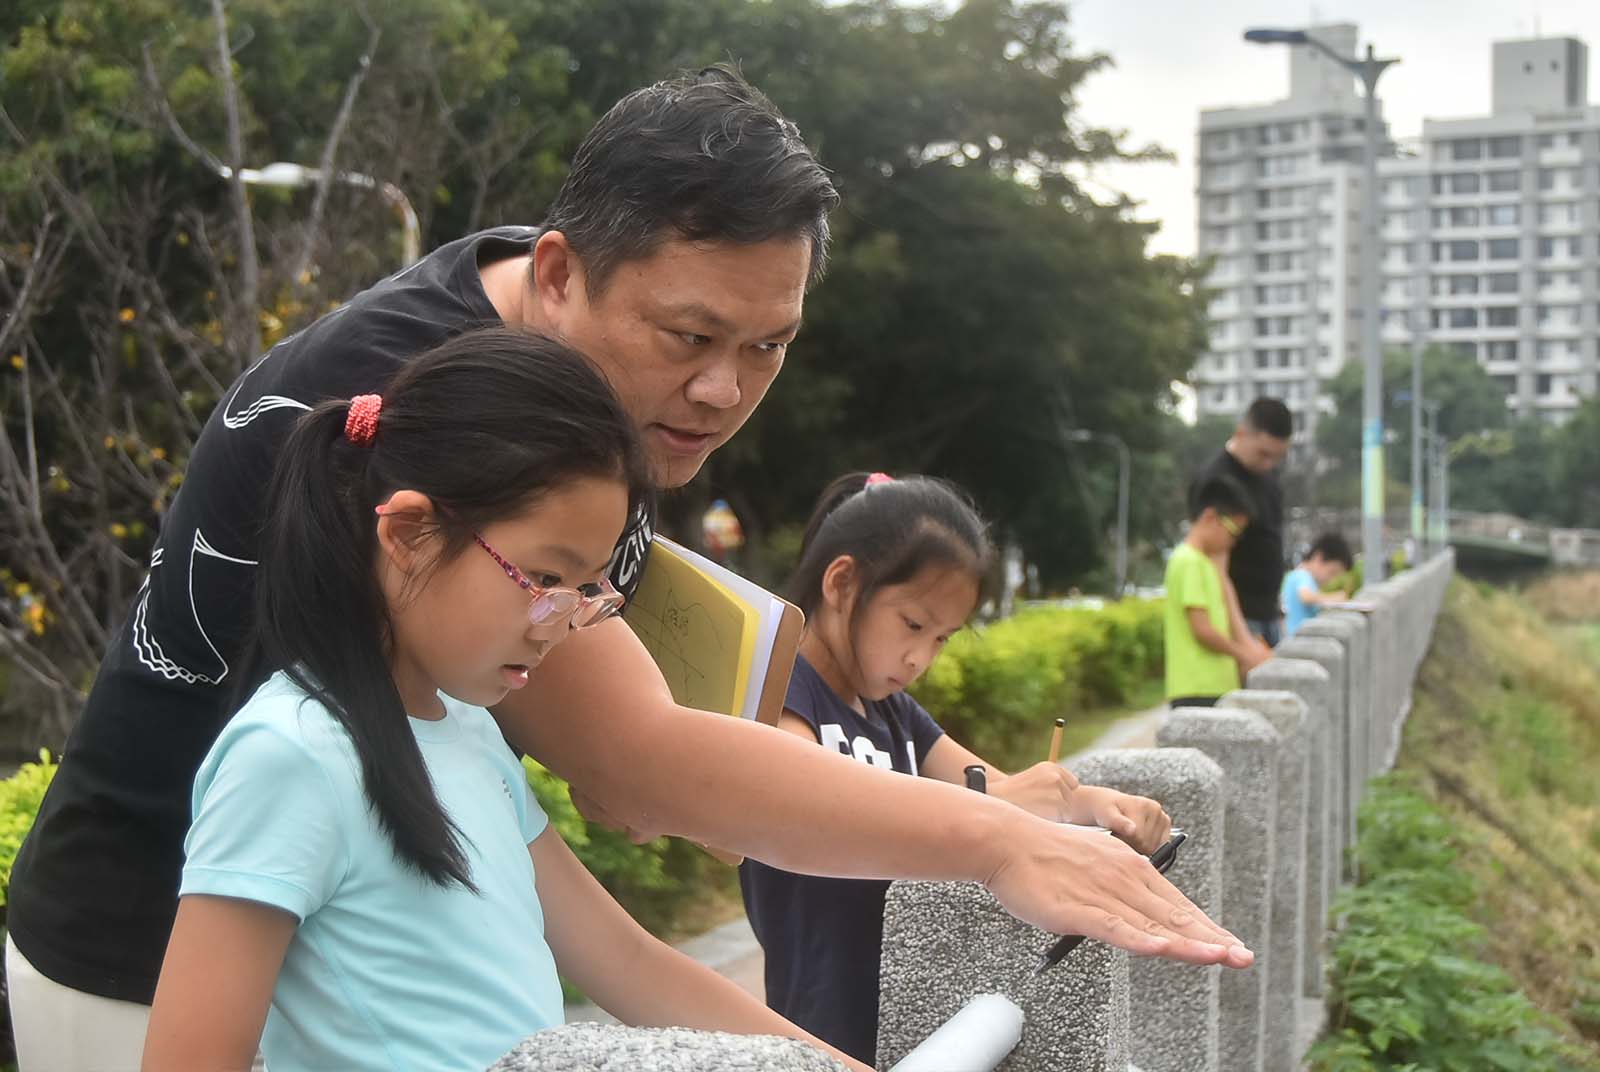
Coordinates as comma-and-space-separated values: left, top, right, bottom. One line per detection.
473, 533, 624, 630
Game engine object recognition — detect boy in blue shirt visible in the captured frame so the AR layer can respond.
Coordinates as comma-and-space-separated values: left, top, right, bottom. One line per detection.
1280, 532, 1353, 638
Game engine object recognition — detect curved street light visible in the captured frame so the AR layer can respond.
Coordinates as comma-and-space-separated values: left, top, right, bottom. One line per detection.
1245, 26, 1400, 583
218, 161, 420, 266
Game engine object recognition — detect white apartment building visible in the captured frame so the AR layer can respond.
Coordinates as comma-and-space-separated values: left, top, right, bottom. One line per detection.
1195, 29, 1600, 427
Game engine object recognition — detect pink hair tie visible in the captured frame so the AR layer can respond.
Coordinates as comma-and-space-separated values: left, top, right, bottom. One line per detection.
344, 394, 382, 446
865, 472, 894, 487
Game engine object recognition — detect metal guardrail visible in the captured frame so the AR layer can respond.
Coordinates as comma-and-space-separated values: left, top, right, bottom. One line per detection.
1286, 507, 1600, 566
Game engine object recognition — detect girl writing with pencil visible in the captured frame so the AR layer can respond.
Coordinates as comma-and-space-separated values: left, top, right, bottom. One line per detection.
739, 472, 1172, 1065
142, 330, 872, 1072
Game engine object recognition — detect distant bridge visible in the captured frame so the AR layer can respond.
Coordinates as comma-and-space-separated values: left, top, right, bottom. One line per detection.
1287, 508, 1600, 570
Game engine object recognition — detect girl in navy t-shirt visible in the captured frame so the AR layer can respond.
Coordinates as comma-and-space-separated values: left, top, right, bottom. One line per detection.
740, 472, 1172, 1064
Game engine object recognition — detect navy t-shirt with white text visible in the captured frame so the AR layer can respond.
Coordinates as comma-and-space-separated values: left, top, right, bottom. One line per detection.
738, 654, 946, 1064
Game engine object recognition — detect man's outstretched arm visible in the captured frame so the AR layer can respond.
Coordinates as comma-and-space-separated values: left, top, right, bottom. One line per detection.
495, 619, 1253, 968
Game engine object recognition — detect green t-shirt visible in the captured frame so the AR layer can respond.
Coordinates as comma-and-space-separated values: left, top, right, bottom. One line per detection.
1163, 542, 1241, 700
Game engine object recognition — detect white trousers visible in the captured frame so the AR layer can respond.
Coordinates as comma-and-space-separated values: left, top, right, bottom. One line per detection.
5, 934, 266, 1072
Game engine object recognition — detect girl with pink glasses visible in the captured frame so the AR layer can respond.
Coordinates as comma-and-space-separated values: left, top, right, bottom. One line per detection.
142, 327, 869, 1072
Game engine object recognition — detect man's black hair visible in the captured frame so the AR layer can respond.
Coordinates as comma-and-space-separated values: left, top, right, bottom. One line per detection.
544, 64, 839, 293
1243, 397, 1293, 440
1190, 474, 1256, 523
1307, 531, 1353, 570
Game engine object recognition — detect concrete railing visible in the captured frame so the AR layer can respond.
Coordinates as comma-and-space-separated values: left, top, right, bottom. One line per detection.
875, 550, 1455, 1072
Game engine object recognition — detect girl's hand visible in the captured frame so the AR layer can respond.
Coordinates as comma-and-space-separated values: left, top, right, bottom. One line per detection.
986, 761, 1080, 822
1067, 785, 1172, 854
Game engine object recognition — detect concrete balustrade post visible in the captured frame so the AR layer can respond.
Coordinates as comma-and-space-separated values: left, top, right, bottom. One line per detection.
1156, 707, 1279, 1072
1219, 690, 1311, 1072
1273, 634, 1352, 863
1071, 748, 1226, 1072
877, 879, 1130, 1072
1243, 658, 1334, 998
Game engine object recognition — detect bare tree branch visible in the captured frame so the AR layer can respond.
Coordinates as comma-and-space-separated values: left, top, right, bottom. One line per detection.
209, 0, 261, 371
141, 42, 225, 177
292, 4, 381, 283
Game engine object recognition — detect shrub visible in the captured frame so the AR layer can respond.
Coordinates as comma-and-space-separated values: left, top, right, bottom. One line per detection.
1308, 775, 1594, 1071
522, 759, 709, 937
0, 750, 57, 915
911, 599, 1164, 761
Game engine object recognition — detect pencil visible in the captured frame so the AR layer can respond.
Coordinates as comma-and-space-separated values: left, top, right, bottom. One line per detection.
1047, 717, 1065, 764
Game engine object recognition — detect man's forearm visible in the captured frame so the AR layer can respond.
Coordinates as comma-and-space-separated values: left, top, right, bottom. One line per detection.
498, 619, 1013, 883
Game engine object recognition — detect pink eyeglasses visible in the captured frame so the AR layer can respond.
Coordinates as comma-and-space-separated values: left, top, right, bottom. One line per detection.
473, 533, 624, 629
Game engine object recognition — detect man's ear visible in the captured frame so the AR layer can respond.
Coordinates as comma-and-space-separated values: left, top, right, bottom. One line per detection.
375, 489, 440, 576
531, 230, 588, 330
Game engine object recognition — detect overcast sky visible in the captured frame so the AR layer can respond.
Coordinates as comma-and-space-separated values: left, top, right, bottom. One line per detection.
1066, 1, 1600, 257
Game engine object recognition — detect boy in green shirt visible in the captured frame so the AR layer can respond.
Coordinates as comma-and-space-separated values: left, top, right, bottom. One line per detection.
1165, 476, 1266, 707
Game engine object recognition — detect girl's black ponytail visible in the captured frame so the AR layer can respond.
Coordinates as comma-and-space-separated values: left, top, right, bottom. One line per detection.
252, 327, 649, 888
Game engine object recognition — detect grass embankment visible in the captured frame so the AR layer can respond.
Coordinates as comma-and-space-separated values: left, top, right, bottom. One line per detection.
1311, 573, 1600, 1069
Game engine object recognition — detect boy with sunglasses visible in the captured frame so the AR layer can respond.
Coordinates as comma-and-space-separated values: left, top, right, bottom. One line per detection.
1164, 475, 1265, 708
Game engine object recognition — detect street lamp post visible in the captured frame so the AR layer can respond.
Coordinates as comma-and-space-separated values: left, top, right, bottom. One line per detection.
1410, 347, 1424, 557
218, 161, 420, 266
1433, 401, 1446, 553
1245, 27, 1399, 583
1065, 430, 1131, 597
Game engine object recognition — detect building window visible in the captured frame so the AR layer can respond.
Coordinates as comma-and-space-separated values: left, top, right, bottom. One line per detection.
1449, 138, 1483, 161
1432, 308, 1479, 329
1256, 154, 1307, 178
1486, 238, 1520, 260
1539, 236, 1582, 259
1386, 242, 1416, 264
1487, 135, 1521, 159
1486, 340, 1517, 363
1537, 373, 1553, 395
1432, 274, 1480, 296
1433, 172, 1481, 195
1486, 204, 1520, 226
1486, 170, 1521, 192
1538, 167, 1578, 191
1485, 272, 1520, 294
1432, 206, 1480, 228
1485, 306, 1518, 327
1539, 202, 1579, 227
1433, 240, 1481, 263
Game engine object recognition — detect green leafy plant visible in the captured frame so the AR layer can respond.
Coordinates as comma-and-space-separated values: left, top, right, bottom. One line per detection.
1308, 775, 1596, 1071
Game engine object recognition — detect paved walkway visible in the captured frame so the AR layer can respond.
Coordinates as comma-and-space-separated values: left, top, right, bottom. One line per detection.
564, 704, 1170, 1023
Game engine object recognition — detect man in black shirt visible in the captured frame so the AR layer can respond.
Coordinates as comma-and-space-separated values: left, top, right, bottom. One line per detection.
7, 66, 1251, 1069
1188, 398, 1293, 646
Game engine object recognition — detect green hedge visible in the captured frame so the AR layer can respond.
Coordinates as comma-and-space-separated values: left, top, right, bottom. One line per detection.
910, 598, 1164, 762
0, 750, 57, 916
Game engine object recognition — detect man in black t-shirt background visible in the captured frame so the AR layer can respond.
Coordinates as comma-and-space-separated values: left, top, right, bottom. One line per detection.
1187, 398, 1294, 648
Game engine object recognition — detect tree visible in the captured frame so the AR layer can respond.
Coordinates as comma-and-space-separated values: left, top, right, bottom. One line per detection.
1314, 345, 1510, 511
3, 0, 1211, 732
1448, 421, 1555, 521
1550, 397, 1600, 528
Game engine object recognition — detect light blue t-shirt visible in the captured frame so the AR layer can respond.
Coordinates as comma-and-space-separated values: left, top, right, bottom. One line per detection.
1280, 566, 1320, 638
182, 672, 560, 1072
